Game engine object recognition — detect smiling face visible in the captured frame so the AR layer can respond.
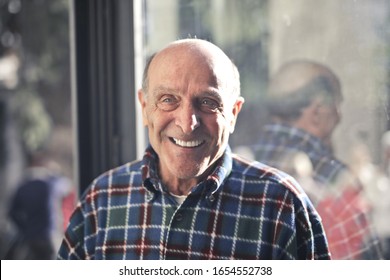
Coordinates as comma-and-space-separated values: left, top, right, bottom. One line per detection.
138, 40, 243, 193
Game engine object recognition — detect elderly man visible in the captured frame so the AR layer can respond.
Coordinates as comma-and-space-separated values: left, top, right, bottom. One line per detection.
253, 60, 383, 259
58, 40, 330, 260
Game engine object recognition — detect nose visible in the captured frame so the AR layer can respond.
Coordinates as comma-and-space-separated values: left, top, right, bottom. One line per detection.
175, 104, 200, 134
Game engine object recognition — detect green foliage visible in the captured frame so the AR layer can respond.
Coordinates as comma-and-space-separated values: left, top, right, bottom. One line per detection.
12, 89, 52, 153
1, 0, 70, 155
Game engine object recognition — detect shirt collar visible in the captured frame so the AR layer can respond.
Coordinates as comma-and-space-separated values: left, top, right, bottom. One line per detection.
141, 145, 233, 198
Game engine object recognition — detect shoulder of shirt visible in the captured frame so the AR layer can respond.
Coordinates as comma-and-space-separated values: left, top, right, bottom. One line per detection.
80, 159, 144, 197
98, 159, 144, 180
231, 153, 307, 198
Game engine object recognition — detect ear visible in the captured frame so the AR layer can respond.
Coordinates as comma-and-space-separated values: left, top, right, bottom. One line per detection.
137, 89, 148, 126
229, 96, 245, 133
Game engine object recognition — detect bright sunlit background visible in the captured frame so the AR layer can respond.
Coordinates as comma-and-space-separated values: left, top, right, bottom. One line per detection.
1, 0, 389, 259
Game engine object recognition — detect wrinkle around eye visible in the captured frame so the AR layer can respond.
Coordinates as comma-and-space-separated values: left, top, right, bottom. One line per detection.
157, 95, 180, 111
199, 98, 223, 113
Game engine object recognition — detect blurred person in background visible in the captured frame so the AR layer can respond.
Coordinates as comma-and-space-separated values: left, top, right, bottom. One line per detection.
252, 60, 383, 259
6, 150, 74, 259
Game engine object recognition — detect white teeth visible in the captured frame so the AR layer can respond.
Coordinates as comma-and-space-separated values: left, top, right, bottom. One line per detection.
173, 138, 203, 147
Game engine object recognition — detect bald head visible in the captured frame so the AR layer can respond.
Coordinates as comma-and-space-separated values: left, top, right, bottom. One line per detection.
267, 60, 342, 121
142, 39, 240, 98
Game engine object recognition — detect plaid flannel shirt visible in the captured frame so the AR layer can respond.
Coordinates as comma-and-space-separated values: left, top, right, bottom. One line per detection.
252, 123, 383, 259
57, 146, 330, 260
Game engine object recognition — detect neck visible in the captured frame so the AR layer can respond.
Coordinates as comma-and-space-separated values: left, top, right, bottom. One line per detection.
159, 163, 215, 196
163, 177, 199, 196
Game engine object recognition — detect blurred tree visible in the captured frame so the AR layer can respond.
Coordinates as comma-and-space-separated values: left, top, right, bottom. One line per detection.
0, 0, 70, 155
1, 0, 71, 259
18, 0, 71, 126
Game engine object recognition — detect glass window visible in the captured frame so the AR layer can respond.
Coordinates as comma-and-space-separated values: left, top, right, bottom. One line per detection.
0, 0, 74, 259
142, 0, 390, 258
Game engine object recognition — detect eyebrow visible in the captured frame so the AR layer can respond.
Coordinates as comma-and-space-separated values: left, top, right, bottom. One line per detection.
200, 90, 223, 103
152, 86, 223, 100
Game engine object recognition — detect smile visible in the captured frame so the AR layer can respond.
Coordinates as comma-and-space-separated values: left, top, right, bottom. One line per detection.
171, 137, 205, 148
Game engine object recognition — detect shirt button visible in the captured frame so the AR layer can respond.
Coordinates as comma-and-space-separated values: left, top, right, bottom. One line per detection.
175, 213, 183, 221
208, 195, 215, 202
146, 193, 153, 201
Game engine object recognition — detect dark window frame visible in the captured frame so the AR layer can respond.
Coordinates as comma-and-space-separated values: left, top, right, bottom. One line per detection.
70, 0, 139, 194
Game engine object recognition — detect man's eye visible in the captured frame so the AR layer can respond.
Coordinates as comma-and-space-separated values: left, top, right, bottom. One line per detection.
162, 97, 174, 103
157, 96, 179, 111
200, 98, 221, 113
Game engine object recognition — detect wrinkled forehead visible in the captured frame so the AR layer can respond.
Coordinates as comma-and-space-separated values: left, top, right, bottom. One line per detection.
149, 41, 234, 84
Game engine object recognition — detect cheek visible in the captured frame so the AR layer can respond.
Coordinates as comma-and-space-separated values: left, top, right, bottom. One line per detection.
147, 110, 176, 140
145, 105, 161, 127
213, 114, 233, 141
144, 110, 162, 142
222, 111, 236, 134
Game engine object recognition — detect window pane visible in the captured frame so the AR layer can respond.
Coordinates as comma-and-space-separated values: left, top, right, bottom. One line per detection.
143, 0, 390, 259
0, 0, 74, 259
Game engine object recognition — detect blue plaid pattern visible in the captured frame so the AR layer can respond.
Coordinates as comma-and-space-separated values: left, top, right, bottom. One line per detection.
57, 146, 330, 260
252, 124, 346, 185
252, 123, 383, 259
